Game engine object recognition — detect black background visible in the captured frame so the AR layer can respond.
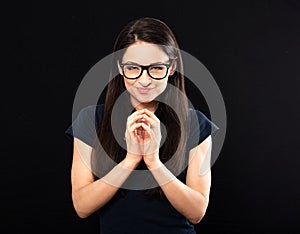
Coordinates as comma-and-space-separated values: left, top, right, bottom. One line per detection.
4, 0, 300, 233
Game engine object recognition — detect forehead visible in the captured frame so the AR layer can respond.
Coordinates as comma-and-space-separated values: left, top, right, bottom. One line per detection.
122, 41, 169, 64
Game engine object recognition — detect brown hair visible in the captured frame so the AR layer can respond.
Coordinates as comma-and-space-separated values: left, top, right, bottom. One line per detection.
91, 17, 189, 198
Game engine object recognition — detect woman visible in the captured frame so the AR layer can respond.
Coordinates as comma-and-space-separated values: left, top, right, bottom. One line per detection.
65, 17, 219, 234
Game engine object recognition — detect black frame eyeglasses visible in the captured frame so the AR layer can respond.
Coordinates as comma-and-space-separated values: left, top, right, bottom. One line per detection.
120, 60, 174, 80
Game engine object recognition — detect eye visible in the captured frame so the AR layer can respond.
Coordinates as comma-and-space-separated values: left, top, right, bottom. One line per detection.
124, 65, 140, 71
150, 65, 165, 71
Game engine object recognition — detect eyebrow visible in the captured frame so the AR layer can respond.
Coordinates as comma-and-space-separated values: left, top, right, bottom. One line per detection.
121, 60, 170, 65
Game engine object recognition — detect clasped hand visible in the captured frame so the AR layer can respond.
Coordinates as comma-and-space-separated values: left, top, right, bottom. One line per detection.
125, 109, 161, 164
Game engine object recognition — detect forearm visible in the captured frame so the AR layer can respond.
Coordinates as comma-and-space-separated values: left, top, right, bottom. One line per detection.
72, 158, 137, 218
149, 163, 209, 224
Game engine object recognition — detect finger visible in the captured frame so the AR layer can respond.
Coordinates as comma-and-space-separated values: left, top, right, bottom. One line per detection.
135, 122, 152, 136
129, 122, 148, 137
141, 123, 161, 143
136, 126, 143, 138
143, 109, 160, 122
127, 109, 145, 121
126, 114, 144, 131
128, 128, 138, 141
128, 122, 150, 139
139, 113, 156, 126
139, 114, 161, 137
130, 122, 147, 130
129, 114, 147, 126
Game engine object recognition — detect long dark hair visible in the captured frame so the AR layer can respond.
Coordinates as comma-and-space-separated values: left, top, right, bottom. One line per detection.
91, 17, 190, 198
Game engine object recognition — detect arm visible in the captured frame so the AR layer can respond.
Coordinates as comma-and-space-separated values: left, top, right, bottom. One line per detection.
71, 109, 148, 218
71, 138, 140, 218
147, 135, 212, 224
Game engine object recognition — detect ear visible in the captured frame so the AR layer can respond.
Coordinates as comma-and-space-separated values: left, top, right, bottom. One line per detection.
169, 60, 177, 76
117, 60, 123, 75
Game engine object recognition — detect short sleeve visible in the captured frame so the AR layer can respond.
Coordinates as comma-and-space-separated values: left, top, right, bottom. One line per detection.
187, 109, 219, 150
65, 104, 104, 147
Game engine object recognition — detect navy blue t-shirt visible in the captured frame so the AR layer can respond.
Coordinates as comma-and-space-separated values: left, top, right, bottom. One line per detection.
65, 104, 219, 234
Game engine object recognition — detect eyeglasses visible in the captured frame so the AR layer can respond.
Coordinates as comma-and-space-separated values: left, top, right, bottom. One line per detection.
120, 61, 174, 80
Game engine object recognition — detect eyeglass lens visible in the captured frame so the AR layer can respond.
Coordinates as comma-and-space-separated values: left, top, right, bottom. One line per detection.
123, 64, 168, 79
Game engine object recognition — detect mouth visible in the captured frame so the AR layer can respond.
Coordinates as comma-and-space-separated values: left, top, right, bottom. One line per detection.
136, 87, 153, 94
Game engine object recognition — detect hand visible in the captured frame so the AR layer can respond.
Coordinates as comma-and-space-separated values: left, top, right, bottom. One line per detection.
138, 109, 162, 168
124, 109, 147, 161
124, 109, 162, 168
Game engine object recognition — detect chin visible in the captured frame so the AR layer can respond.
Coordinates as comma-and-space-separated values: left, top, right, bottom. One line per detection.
134, 94, 156, 103
137, 99, 155, 104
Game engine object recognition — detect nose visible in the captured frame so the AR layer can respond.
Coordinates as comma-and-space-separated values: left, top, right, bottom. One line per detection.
138, 70, 152, 87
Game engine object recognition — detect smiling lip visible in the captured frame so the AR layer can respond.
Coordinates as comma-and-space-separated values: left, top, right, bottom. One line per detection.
136, 87, 153, 94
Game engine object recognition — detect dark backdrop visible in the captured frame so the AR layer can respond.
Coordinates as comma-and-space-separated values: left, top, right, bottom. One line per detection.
4, 0, 300, 233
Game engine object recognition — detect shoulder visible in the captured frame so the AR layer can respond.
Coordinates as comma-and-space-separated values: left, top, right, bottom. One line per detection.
78, 104, 104, 115
187, 108, 219, 146
76, 104, 104, 121
68, 104, 105, 135
188, 108, 213, 128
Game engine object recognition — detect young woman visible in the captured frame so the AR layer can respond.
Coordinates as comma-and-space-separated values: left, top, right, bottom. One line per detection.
65, 17, 219, 234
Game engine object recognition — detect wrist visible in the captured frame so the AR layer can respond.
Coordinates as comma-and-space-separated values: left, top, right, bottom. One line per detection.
149, 164, 176, 186
144, 154, 163, 170
122, 154, 141, 170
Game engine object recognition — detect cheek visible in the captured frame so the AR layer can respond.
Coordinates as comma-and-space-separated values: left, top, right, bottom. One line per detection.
123, 79, 134, 90
157, 81, 168, 93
